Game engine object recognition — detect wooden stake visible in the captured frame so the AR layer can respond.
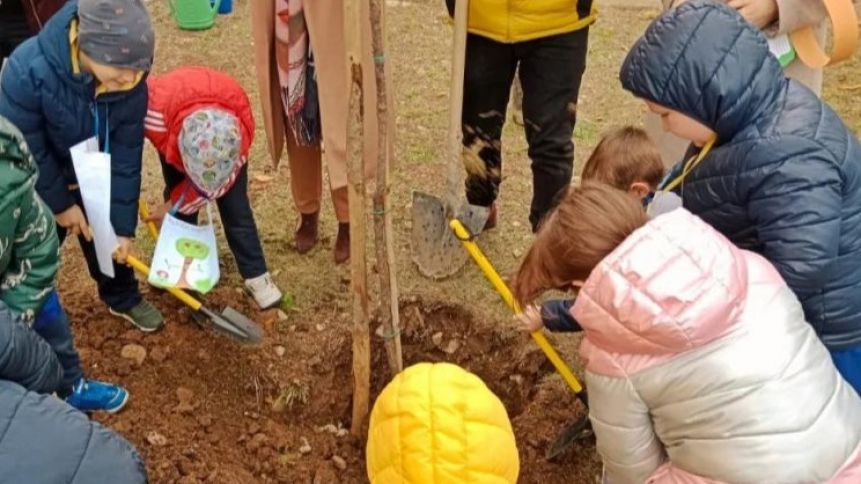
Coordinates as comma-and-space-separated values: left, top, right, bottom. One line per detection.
369, 0, 403, 375
344, 0, 370, 436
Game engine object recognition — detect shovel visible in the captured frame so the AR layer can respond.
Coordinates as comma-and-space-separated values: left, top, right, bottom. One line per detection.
134, 201, 264, 344
411, 0, 489, 279
450, 219, 592, 459
126, 255, 263, 344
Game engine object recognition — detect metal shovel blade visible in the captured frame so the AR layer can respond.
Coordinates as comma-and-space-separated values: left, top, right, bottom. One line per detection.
545, 417, 593, 460
200, 306, 264, 345
411, 190, 489, 279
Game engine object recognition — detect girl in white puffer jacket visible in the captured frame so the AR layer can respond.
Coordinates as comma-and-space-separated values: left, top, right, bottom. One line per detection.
513, 183, 861, 483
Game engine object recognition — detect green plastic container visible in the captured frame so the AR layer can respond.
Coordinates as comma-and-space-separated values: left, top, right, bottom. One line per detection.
170, 0, 222, 31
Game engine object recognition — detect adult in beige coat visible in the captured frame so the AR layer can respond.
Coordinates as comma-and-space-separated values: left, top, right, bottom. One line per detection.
645, 0, 828, 168
250, 0, 382, 264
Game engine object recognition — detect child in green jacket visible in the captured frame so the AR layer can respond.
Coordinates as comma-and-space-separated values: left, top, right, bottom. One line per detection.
0, 115, 128, 413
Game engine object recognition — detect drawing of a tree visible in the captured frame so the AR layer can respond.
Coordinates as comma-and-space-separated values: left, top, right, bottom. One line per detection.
176, 238, 210, 288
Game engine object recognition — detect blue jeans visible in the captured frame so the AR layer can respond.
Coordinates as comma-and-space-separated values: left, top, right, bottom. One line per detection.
832, 346, 861, 396
32, 291, 83, 396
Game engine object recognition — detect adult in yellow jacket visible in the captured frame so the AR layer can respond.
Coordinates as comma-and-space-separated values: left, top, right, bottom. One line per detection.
367, 363, 519, 483
446, 0, 596, 231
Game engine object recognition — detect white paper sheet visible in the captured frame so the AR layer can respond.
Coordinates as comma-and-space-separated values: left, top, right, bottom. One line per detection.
70, 137, 118, 278
768, 34, 796, 67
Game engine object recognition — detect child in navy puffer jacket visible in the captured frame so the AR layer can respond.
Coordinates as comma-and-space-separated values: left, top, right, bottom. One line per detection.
0, 0, 164, 332
620, 0, 861, 393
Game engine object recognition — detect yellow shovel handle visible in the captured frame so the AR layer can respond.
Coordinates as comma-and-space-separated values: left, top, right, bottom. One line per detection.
125, 255, 202, 311
449, 219, 584, 394
138, 200, 160, 240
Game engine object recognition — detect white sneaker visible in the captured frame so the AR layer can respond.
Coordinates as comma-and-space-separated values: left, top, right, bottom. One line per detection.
245, 273, 283, 310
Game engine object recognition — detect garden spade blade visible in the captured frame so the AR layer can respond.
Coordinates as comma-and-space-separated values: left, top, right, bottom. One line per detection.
546, 417, 593, 460
410, 0, 488, 279
221, 306, 264, 344
412, 192, 488, 279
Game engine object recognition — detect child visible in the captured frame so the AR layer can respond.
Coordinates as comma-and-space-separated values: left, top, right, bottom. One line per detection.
445, 0, 595, 232
620, 0, 861, 394
646, 0, 827, 168
0, 0, 163, 332
0, 301, 146, 482
0, 114, 128, 413
581, 126, 664, 204
366, 362, 519, 483
142, 66, 283, 309
539, 127, 668, 332
513, 183, 861, 483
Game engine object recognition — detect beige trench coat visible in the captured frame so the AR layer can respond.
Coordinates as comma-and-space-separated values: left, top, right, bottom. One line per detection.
249, 0, 381, 191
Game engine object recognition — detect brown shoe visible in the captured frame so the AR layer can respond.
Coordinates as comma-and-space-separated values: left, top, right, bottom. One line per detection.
334, 223, 350, 264
295, 212, 319, 254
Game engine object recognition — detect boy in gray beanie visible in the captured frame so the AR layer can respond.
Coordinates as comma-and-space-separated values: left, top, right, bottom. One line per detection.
77, 0, 155, 90
0, 0, 165, 336
78, 0, 154, 69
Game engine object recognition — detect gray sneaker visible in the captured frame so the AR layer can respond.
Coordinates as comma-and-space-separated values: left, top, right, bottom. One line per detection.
109, 299, 164, 332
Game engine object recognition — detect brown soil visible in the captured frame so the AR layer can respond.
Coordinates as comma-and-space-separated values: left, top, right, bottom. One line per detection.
60, 253, 598, 483
51, 0, 861, 483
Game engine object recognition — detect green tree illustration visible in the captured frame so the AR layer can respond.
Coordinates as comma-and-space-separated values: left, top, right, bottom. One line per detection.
176, 238, 210, 288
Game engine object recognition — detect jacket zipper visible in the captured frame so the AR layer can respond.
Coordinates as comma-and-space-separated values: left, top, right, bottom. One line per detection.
25, 0, 43, 29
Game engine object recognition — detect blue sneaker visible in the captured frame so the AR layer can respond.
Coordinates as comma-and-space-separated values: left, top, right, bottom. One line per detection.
65, 378, 129, 414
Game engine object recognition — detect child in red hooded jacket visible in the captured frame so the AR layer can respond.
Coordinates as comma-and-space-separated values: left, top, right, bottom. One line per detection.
144, 67, 283, 309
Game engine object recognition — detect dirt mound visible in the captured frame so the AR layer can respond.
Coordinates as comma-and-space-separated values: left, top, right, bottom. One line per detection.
61, 265, 597, 483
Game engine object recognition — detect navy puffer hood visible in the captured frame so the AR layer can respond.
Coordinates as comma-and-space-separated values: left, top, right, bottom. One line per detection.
621, 1, 786, 141
618, 0, 861, 351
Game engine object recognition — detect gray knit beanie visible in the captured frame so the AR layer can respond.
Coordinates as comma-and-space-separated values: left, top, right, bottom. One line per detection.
77, 0, 155, 71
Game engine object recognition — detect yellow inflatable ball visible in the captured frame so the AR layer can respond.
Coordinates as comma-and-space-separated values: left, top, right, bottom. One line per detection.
366, 362, 520, 483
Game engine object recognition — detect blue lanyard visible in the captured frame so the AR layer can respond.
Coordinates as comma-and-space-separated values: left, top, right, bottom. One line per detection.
657, 161, 683, 192
91, 103, 110, 154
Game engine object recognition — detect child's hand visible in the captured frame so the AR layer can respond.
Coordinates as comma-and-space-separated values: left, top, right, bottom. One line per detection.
56, 205, 92, 241
728, 0, 778, 29
144, 200, 172, 226
113, 237, 134, 263
515, 305, 544, 333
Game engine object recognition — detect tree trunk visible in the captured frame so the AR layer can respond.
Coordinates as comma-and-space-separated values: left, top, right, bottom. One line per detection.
369, 0, 403, 376
344, 0, 370, 437
177, 257, 193, 288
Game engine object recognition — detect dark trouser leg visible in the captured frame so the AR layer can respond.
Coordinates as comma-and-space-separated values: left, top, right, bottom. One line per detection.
215, 166, 268, 279
0, 16, 32, 60
462, 34, 518, 208
517, 28, 589, 231
160, 155, 187, 203
56, 192, 142, 311
32, 294, 83, 396
160, 158, 267, 280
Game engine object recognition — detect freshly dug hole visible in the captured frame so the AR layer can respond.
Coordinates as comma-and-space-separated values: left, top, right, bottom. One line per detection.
368, 299, 552, 418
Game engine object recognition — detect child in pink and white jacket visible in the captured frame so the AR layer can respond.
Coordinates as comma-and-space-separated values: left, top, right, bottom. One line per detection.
512, 183, 861, 484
